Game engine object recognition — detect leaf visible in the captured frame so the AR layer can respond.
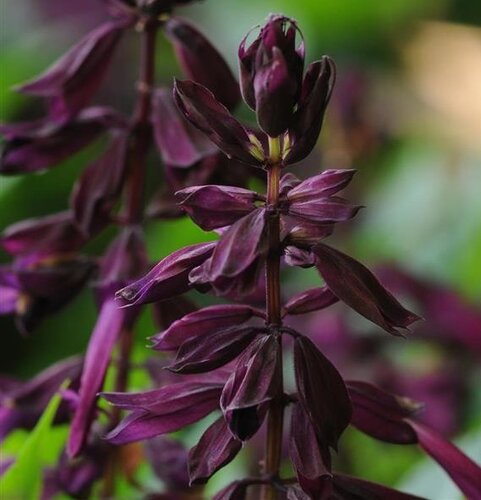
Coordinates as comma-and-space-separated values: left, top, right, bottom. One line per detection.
1, 381, 67, 499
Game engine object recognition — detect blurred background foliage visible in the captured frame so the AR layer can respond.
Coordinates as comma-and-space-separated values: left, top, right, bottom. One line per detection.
1, 0, 480, 498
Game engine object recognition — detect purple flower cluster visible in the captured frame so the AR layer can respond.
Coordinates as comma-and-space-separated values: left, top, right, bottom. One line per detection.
100, 14, 481, 499
1, 6, 480, 499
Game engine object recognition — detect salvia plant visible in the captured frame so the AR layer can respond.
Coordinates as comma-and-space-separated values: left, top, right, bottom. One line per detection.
1, 1, 481, 499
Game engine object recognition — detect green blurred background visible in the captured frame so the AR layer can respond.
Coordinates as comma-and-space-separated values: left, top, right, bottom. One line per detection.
1, 0, 481, 498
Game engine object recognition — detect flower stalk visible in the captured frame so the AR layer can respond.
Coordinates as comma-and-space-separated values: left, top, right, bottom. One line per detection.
264, 137, 283, 499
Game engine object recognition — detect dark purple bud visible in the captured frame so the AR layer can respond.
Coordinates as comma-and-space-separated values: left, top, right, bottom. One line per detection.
152, 88, 217, 168
239, 15, 304, 136
16, 20, 129, 123
164, 17, 241, 111
289, 402, 332, 498
1, 211, 86, 257
279, 172, 302, 195
288, 197, 361, 225
151, 304, 258, 351
286, 169, 356, 200
192, 208, 268, 290
173, 80, 264, 167
220, 336, 281, 441
167, 325, 263, 374
284, 57, 336, 165
283, 285, 338, 316
313, 243, 421, 335
0, 107, 124, 175
347, 380, 421, 444
103, 381, 222, 445
0, 356, 82, 440
145, 437, 189, 491
115, 241, 216, 306
332, 473, 427, 500
294, 335, 352, 450
188, 416, 242, 485
71, 131, 129, 236
176, 185, 259, 231
68, 299, 133, 457
407, 419, 481, 499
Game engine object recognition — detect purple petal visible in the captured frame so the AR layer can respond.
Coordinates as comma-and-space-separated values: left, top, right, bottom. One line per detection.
333, 473, 427, 500
313, 243, 421, 335
151, 304, 257, 351
152, 88, 217, 167
213, 481, 250, 500
220, 336, 281, 440
281, 215, 334, 248
115, 241, 216, 306
176, 184, 258, 230
286, 169, 356, 200
105, 394, 219, 445
347, 380, 421, 444
0, 107, 124, 175
201, 208, 268, 282
284, 285, 338, 316
254, 47, 296, 136
294, 335, 352, 450
188, 417, 242, 485
283, 246, 316, 268
17, 20, 128, 122
1, 212, 85, 257
71, 131, 129, 236
68, 299, 132, 457
167, 325, 263, 374
407, 419, 481, 499
289, 402, 332, 498
102, 381, 222, 413
173, 80, 263, 167
288, 197, 361, 224
164, 17, 240, 111
285, 57, 335, 165
0, 285, 18, 315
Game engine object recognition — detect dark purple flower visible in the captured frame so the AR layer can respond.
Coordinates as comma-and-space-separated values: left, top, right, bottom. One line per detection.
284, 57, 336, 164
313, 243, 421, 335
173, 80, 264, 167
189, 208, 268, 296
283, 285, 339, 316
220, 335, 281, 441
407, 419, 481, 499
188, 416, 242, 485
347, 380, 421, 444
176, 184, 260, 230
294, 335, 352, 450
16, 20, 130, 123
68, 228, 146, 457
0, 356, 82, 440
70, 130, 129, 236
1, 212, 86, 257
150, 304, 260, 351
103, 380, 222, 445
239, 15, 304, 136
164, 17, 241, 111
151, 88, 217, 168
116, 241, 215, 306
167, 325, 265, 374
0, 107, 125, 175
289, 402, 332, 498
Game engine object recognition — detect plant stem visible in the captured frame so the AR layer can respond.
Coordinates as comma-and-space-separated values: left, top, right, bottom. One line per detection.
263, 138, 284, 500
125, 20, 158, 224
102, 21, 158, 498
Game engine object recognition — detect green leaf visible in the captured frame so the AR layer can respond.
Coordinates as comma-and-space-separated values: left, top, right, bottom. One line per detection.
1, 381, 67, 499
